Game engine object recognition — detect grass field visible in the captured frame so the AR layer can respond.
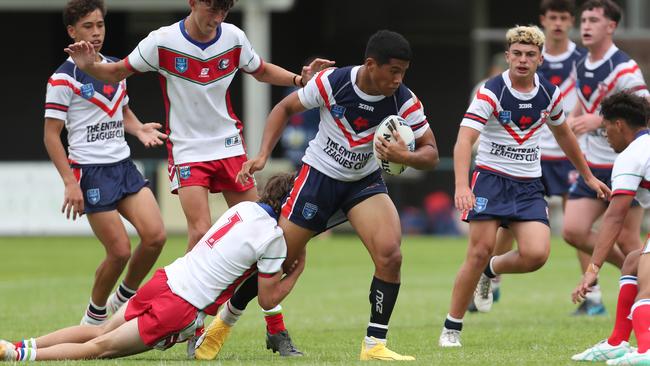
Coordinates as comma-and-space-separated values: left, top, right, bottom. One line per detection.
0, 234, 626, 365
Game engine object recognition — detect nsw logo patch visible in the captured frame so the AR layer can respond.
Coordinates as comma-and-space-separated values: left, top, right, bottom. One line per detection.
179, 166, 191, 180
175, 57, 188, 73
80, 83, 95, 99
474, 197, 488, 213
225, 135, 241, 148
498, 110, 511, 125
330, 105, 346, 119
86, 188, 100, 205
302, 202, 318, 220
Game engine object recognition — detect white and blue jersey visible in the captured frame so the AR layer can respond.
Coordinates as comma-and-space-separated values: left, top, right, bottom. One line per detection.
45, 56, 130, 165
462, 71, 565, 178
538, 41, 585, 158
576, 45, 649, 167
297, 66, 429, 182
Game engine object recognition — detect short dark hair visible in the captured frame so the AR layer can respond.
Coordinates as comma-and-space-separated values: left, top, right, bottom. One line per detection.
580, 0, 622, 24
365, 30, 412, 65
540, 0, 575, 15
600, 92, 649, 128
63, 0, 106, 27
199, 0, 237, 12
258, 173, 295, 216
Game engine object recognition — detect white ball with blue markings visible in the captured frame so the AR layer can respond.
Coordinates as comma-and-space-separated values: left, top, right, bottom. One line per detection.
373, 115, 415, 175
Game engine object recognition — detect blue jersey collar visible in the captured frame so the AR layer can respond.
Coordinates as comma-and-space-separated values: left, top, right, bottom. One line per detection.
635, 129, 649, 139
180, 18, 221, 50
257, 203, 279, 221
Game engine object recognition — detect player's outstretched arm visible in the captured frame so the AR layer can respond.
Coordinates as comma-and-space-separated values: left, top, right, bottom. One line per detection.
550, 122, 610, 199
236, 92, 307, 185
251, 58, 335, 87
376, 128, 439, 170
453, 126, 480, 212
122, 106, 167, 148
257, 258, 305, 310
64, 40, 133, 83
44, 118, 84, 220
572, 194, 634, 303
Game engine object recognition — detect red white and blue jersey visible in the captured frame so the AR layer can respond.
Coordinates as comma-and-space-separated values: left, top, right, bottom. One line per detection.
462, 71, 565, 178
576, 45, 649, 167
45, 56, 130, 165
538, 41, 585, 158
297, 66, 429, 181
165, 202, 285, 311
611, 132, 650, 208
125, 20, 263, 167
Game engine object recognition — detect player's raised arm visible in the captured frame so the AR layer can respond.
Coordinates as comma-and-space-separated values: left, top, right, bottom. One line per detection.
251, 58, 335, 87
65, 40, 133, 83
236, 92, 307, 184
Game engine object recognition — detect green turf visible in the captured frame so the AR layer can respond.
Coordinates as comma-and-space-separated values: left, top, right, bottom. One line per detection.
0, 234, 625, 365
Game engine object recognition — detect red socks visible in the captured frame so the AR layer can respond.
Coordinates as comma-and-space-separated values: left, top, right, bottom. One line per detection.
608, 276, 638, 346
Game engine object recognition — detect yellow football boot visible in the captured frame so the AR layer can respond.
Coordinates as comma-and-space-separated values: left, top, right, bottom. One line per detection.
194, 317, 232, 360
360, 337, 415, 361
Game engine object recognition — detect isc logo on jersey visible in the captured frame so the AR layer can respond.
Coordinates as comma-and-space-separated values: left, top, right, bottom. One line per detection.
373, 115, 415, 175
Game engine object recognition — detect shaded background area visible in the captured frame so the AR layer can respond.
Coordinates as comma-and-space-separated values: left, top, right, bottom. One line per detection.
0, 0, 648, 229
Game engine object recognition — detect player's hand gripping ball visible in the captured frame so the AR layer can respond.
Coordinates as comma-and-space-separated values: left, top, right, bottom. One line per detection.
373, 115, 415, 175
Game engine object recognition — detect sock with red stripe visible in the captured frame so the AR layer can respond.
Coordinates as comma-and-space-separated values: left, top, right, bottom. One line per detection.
263, 305, 286, 335
632, 300, 650, 353
218, 300, 244, 326
608, 276, 637, 346
15, 348, 36, 361
13, 338, 36, 350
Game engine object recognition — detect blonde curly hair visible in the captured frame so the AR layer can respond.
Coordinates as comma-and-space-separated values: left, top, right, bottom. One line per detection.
506, 25, 545, 50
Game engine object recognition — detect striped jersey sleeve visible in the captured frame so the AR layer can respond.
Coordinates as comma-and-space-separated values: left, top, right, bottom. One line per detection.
611, 148, 644, 196
235, 25, 263, 74
617, 60, 649, 97
397, 89, 429, 138
125, 30, 159, 73
460, 85, 495, 132
44, 74, 73, 121
547, 87, 566, 126
297, 69, 332, 110
257, 235, 286, 276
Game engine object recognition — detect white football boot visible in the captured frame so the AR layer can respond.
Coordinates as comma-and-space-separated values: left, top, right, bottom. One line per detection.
438, 328, 462, 347
606, 351, 650, 365
473, 274, 493, 313
571, 340, 632, 361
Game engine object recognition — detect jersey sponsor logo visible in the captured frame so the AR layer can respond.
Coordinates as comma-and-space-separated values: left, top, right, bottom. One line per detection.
584, 71, 594, 78
217, 58, 230, 70
358, 103, 374, 112
179, 166, 191, 179
86, 188, 100, 205
80, 83, 95, 99
474, 197, 488, 213
498, 110, 511, 125
225, 135, 241, 148
175, 57, 188, 73
549, 63, 563, 70
199, 68, 210, 78
330, 104, 346, 119
302, 202, 318, 220
518, 103, 532, 109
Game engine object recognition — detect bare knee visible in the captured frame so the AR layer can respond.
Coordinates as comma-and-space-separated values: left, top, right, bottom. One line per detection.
106, 244, 132, 266
521, 250, 549, 272
467, 242, 494, 267
187, 222, 211, 247
562, 226, 587, 247
142, 229, 166, 251
622, 250, 641, 276
617, 231, 643, 255
373, 243, 403, 275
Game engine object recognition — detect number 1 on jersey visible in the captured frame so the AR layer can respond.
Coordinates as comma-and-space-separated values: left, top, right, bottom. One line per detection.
205, 212, 242, 248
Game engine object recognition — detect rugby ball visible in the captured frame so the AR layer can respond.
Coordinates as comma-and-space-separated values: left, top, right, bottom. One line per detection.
373, 115, 415, 175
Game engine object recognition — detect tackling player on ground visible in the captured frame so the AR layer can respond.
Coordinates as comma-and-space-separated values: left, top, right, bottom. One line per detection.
438, 25, 609, 348
561, 0, 648, 315
234, 30, 439, 360
45, 0, 167, 326
570, 92, 650, 365
64, 0, 333, 356
0, 173, 303, 362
